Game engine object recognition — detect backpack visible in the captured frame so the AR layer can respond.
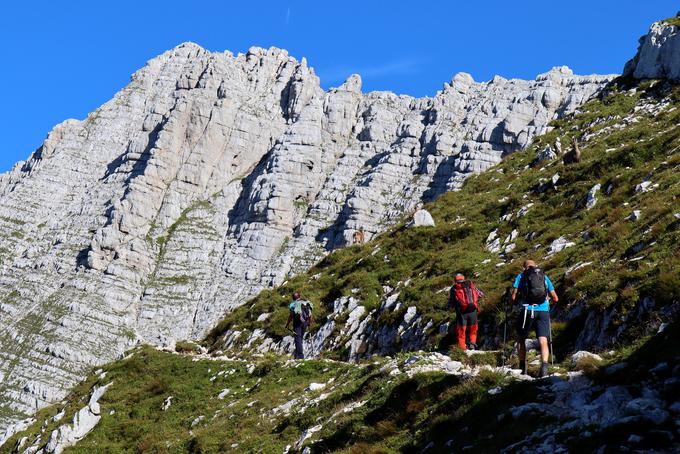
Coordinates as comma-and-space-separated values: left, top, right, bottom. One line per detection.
452, 280, 480, 313
521, 267, 547, 305
292, 300, 313, 326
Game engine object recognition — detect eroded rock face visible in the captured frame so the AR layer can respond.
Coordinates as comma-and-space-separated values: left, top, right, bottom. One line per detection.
0, 42, 612, 429
624, 17, 680, 81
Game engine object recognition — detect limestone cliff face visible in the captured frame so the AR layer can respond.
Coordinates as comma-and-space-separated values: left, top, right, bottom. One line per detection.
624, 16, 680, 81
0, 42, 612, 428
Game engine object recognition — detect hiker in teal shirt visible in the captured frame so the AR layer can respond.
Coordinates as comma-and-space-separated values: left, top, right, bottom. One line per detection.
511, 259, 559, 378
285, 292, 313, 359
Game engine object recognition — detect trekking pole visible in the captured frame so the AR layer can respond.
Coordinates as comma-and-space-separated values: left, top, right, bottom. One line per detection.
501, 288, 510, 367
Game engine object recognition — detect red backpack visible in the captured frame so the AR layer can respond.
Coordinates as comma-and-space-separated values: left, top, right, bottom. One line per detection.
452, 280, 480, 313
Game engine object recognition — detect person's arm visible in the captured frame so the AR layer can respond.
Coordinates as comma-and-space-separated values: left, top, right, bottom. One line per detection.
511, 273, 521, 303
546, 276, 558, 303
285, 312, 293, 329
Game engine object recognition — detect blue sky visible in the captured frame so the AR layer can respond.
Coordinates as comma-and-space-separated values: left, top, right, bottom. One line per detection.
0, 1, 677, 172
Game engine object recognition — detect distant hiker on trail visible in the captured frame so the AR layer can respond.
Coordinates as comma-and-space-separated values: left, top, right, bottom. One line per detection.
285, 292, 314, 359
511, 259, 559, 377
353, 227, 365, 245
449, 273, 485, 351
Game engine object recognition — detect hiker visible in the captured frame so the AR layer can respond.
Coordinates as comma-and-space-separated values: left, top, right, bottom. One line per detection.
285, 292, 314, 359
449, 273, 485, 351
353, 227, 365, 245
511, 259, 559, 377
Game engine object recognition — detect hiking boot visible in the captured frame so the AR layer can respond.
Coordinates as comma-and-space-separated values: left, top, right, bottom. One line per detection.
539, 362, 549, 378
519, 360, 527, 375
467, 342, 477, 351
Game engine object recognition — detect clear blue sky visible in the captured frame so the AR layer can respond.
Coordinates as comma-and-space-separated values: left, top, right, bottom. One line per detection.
0, 1, 677, 173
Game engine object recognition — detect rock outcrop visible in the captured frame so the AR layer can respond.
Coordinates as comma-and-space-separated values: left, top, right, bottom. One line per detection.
0, 43, 612, 429
624, 15, 680, 81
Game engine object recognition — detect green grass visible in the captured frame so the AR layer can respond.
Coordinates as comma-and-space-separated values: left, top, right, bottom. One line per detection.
662, 15, 680, 28
0, 348, 513, 453
207, 80, 680, 360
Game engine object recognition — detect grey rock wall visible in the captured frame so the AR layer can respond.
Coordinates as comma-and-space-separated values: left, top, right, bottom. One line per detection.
0, 42, 612, 429
624, 17, 680, 81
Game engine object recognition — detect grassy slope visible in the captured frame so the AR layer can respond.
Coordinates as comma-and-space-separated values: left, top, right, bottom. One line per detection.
0, 348, 511, 453
207, 79, 680, 358
2, 322, 677, 453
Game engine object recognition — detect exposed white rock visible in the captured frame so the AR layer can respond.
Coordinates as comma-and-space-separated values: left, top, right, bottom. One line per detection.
536, 146, 557, 162
412, 209, 435, 227
0, 418, 35, 448
295, 424, 323, 449
564, 262, 592, 280
190, 415, 205, 427
162, 396, 173, 411
585, 184, 601, 210
626, 210, 642, 221
547, 236, 575, 255
306, 383, 326, 392
624, 17, 680, 81
44, 383, 112, 453
218, 389, 231, 399
635, 180, 653, 193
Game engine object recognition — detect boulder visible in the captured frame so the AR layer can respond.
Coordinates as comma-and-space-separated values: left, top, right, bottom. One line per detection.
571, 351, 603, 366
412, 209, 435, 227
585, 184, 601, 210
548, 236, 576, 255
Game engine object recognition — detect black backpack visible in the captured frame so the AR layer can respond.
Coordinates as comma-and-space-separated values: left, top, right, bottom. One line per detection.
300, 302, 312, 327
521, 267, 547, 305
292, 300, 313, 326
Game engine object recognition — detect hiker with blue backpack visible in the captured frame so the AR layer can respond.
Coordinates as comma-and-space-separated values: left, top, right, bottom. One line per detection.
285, 292, 314, 359
511, 259, 559, 378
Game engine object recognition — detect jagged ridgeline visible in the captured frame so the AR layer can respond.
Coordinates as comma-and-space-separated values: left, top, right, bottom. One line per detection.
0, 32, 611, 427
1, 12, 680, 453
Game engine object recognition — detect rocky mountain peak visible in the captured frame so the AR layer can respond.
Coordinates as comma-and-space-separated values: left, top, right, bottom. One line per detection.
624, 15, 680, 80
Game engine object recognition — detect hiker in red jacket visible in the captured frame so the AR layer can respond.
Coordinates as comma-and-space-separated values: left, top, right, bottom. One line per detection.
449, 273, 485, 351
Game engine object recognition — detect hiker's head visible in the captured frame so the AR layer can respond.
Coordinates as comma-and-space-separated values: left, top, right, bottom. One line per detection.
454, 273, 465, 283
293, 292, 301, 300
523, 259, 537, 270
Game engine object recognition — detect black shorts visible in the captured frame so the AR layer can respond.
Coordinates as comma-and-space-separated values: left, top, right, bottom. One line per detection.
517, 309, 550, 339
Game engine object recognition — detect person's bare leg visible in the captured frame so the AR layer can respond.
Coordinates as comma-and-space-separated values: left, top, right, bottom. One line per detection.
538, 336, 549, 363
518, 338, 527, 374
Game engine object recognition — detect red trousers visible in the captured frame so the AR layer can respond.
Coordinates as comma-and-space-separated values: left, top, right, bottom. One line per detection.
455, 311, 478, 350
